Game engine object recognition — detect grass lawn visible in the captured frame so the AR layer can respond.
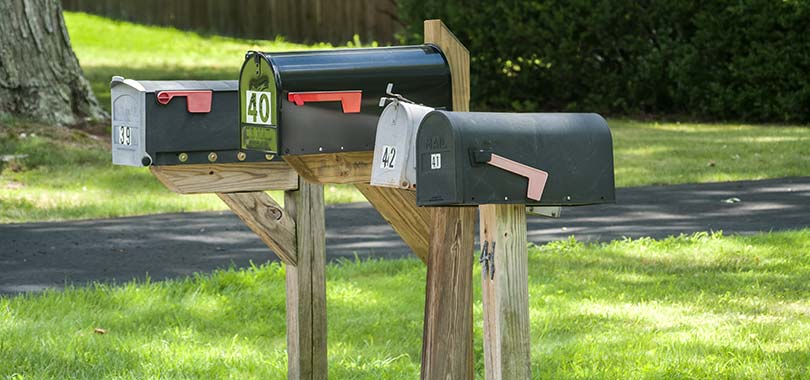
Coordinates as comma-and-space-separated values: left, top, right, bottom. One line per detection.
2, 230, 810, 379
1, 12, 809, 223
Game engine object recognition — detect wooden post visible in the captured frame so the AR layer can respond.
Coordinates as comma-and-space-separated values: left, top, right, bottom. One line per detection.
421, 206, 476, 380
480, 204, 532, 380
285, 178, 328, 380
420, 19, 476, 380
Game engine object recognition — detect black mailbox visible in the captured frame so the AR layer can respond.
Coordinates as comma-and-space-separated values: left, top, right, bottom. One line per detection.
415, 111, 615, 206
111, 77, 272, 166
239, 46, 452, 155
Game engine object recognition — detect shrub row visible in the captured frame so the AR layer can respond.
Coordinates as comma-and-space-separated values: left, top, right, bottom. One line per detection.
397, 0, 810, 123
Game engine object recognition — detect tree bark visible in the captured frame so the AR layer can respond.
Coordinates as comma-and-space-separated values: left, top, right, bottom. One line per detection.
0, 0, 106, 125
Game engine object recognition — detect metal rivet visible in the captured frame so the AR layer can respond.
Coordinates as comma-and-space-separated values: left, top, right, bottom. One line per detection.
208, 152, 218, 162
237, 152, 247, 161
178, 153, 188, 162
504, 196, 509, 201
265, 154, 275, 161
318, 147, 323, 152
566, 196, 572, 201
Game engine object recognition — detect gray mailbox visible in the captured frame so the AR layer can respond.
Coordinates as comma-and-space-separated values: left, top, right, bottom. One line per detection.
111, 77, 270, 167
370, 99, 435, 189
415, 111, 615, 206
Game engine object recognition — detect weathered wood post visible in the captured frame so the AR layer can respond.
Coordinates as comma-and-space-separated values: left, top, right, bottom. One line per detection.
480, 204, 532, 379
420, 19, 476, 380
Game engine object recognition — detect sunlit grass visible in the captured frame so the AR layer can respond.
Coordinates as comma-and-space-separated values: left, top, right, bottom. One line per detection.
2, 230, 810, 379
610, 120, 810, 187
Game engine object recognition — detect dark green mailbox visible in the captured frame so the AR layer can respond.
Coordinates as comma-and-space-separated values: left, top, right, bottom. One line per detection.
239, 46, 452, 156
415, 111, 615, 206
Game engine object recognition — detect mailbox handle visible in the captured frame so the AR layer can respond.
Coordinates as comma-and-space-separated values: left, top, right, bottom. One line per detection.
478, 152, 549, 201
156, 90, 212, 113
287, 91, 362, 113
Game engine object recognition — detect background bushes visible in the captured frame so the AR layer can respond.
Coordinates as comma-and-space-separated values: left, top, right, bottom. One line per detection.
397, 0, 810, 123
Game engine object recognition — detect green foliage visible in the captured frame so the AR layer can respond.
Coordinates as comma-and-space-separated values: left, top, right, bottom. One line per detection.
3, 230, 810, 378
397, 0, 810, 123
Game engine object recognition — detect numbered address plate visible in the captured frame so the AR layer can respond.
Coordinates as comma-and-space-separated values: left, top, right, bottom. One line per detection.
245, 90, 273, 125
113, 125, 138, 149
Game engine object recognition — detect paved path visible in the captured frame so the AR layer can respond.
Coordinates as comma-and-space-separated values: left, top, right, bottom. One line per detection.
1, 177, 808, 295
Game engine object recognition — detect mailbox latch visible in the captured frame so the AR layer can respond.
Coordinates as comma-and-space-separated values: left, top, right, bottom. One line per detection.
287, 90, 362, 113
472, 149, 549, 201
156, 90, 213, 113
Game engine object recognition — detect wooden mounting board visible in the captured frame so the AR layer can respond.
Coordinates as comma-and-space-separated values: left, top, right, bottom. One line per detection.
283, 151, 373, 184
150, 161, 298, 194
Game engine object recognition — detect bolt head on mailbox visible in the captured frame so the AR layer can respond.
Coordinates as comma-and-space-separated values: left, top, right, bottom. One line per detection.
371, 100, 434, 190
110, 77, 271, 166
415, 111, 616, 206
238, 46, 452, 156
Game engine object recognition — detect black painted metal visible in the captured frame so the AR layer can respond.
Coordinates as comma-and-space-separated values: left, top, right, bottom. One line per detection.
416, 111, 616, 206
239, 45, 452, 155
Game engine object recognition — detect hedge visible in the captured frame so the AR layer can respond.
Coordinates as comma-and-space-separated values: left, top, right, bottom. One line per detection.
397, 0, 810, 123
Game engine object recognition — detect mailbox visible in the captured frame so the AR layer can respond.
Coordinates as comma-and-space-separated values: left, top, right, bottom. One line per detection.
415, 111, 615, 206
111, 77, 269, 166
238, 46, 452, 155
370, 99, 434, 189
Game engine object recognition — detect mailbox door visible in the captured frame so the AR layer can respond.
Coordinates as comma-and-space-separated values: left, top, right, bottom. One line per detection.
371, 101, 434, 189
111, 78, 147, 167
415, 111, 464, 204
239, 54, 280, 154
416, 111, 615, 206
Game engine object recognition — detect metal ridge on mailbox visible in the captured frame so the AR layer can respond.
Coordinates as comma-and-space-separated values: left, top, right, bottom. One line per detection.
239, 45, 452, 156
110, 77, 271, 166
415, 111, 616, 206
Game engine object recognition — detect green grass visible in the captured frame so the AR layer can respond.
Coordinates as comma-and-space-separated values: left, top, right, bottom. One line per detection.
2, 230, 810, 379
1, 13, 808, 223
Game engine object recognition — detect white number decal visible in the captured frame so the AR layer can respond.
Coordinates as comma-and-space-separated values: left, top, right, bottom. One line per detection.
117, 126, 132, 146
430, 153, 441, 169
246, 90, 273, 125
380, 145, 397, 169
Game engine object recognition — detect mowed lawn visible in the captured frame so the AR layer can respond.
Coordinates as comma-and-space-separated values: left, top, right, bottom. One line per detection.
2, 231, 810, 379
0, 12, 808, 223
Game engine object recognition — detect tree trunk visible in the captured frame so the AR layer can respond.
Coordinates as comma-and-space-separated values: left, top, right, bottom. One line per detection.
0, 0, 106, 125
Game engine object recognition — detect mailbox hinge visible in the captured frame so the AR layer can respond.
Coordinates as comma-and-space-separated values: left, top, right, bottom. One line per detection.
379, 83, 419, 107
472, 150, 549, 201
480, 240, 495, 280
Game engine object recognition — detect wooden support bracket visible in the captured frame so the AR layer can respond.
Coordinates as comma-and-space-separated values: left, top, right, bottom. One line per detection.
217, 192, 297, 265
355, 184, 430, 263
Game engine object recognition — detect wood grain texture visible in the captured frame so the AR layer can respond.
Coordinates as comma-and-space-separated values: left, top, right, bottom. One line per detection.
424, 19, 470, 112
421, 206, 476, 380
150, 162, 298, 194
480, 204, 532, 380
283, 151, 373, 184
216, 192, 297, 265
355, 184, 430, 263
420, 19, 476, 380
285, 179, 328, 380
